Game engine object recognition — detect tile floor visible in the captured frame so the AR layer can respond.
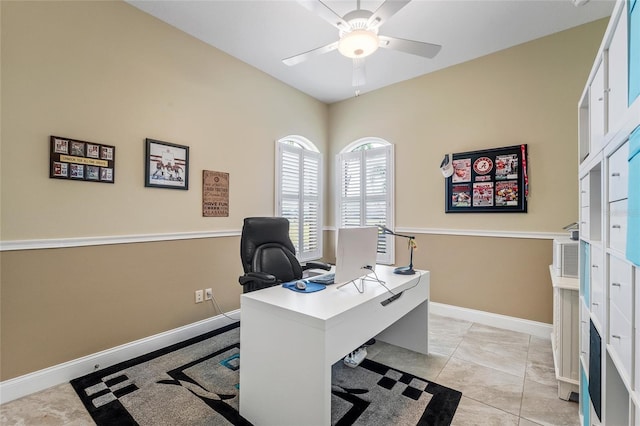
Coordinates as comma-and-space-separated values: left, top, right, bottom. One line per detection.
1, 313, 578, 425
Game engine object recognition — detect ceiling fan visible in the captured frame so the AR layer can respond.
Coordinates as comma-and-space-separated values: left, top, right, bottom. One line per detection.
283, 0, 442, 88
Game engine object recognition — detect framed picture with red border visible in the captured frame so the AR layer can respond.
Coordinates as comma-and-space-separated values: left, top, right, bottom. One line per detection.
445, 144, 528, 213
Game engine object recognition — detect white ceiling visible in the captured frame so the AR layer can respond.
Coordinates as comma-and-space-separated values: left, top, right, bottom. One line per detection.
127, 0, 614, 104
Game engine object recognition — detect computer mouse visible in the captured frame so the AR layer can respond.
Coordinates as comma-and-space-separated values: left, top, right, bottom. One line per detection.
295, 280, 307, 290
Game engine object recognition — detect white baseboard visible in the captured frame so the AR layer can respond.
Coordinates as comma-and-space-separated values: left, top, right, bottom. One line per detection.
0, 310, 240, 405
430, 302, 552, 340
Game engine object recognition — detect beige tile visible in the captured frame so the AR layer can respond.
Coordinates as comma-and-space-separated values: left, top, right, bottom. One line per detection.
520, 379, 580, 426
527, 337, 554, 366
369, 340, 449, 381
451, 396, 519, 426
429, 314, 473, 337
0, 383, 93, 426
429, 314, 473, 357
464, 323, 531, 346
453, 324, 530, 378
436, 356, 524, 416
519, 418, 543, 426
525, 336, 557, 387
0, 315, 582, 426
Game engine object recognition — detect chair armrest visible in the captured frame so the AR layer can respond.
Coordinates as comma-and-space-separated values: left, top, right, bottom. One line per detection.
302, 261, 331, 271
239, 272, 277, 286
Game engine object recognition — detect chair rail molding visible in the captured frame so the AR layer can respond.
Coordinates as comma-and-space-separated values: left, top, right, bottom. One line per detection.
0, 230, 241, 252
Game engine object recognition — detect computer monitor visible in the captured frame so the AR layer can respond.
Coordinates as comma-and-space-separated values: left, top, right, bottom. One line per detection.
334, 226, 379, 285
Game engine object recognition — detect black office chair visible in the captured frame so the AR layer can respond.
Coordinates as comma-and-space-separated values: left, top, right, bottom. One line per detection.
238, 217, 331, 293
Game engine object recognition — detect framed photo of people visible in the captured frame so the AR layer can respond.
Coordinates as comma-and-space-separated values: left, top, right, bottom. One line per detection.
445, 144, 528, 213
145, 138, 189, 190
49, 136, 115, 183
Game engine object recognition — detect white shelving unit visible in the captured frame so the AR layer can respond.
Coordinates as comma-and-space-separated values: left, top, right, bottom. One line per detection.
577, 1, 640, 425
550, 266, 580, 400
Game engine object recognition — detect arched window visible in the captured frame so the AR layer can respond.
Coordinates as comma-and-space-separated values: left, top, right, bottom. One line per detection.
336, 137, 394, 265
275, 136, 323, 261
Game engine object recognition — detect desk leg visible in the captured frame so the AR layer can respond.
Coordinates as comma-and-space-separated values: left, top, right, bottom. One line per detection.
375, 300, 429, 354
240, 307, 332, 426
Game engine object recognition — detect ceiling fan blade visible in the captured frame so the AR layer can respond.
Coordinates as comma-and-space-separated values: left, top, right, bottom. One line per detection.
378, 35, 441, 58
282, 41, 339, 66
352, 58, 366, 87
367, 0, 411, 29
296, 0, 350, 30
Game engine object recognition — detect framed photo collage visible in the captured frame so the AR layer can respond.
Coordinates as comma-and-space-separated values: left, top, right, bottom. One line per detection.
49, 136, 115, 183
445, 144, 528, 213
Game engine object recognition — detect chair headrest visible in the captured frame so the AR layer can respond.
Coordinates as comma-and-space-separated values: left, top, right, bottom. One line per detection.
240, 217, 296, 273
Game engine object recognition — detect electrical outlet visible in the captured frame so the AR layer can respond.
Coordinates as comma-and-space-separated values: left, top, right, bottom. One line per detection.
205, 288, 213, 300
195, 290, 204, 303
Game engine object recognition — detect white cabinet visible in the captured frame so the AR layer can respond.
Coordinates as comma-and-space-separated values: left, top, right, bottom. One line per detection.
610, 256, 634, 322
589, 61, 606, 155
581, 300, 590, 370
609, 302, 633, 380
550, 266, 580, 400
635, 268, 640, 393
608, 141, 629, 202
609, 199, 628, 253
607, 2, 628, 133
578, 2, 640, 425
590, 244, 605, 328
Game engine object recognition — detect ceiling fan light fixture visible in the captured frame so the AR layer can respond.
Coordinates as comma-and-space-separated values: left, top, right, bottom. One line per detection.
338, 29, 379, 59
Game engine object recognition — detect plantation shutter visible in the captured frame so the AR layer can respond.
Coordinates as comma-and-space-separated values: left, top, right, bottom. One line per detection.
337, 144, 394, 264
276, 142, 322, 261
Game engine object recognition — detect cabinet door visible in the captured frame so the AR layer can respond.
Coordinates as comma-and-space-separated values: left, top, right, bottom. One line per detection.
609, 199, 628, 253
609, 255, 633, 322
635, 267, 640, 392
590, 245, 605, 326
629, 0, 639, 105
608, 3, 628, 133
609, 302, 632, 381
589, 61, 606, 155
581, 300, 590, 370
608, 141, 629, 202
580, 175, 590, 207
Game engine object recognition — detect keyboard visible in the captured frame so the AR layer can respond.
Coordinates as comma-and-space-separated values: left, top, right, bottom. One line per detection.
307, 273, 335, 285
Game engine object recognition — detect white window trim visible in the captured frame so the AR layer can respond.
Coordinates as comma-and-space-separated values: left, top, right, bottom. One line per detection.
275, 136, 323, 262
335, 138, 394, 265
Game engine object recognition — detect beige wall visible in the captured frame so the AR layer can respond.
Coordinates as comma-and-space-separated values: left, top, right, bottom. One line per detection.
328, 20, 607, 232
0, 0, 328, 240
1, 238, 243, 379
0, 0, 607, 381
327, 20, 607, 324
0, 1, 327, 380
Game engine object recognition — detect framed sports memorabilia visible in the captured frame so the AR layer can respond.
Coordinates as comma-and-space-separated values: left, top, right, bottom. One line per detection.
445, 144, 528, 213
145, 138, 189, 190
49, 136, 115, 183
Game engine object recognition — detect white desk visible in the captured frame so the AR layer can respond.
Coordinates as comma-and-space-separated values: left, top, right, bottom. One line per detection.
239, 265, 430, 426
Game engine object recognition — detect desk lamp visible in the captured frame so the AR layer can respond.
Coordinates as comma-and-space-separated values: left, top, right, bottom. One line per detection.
379, 226, 416, 275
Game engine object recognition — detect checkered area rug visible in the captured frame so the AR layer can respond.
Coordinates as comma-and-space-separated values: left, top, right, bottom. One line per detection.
71, 322, 461, 425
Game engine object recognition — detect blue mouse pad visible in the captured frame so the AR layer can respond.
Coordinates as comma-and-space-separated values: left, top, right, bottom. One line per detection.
282, 281, 326, 293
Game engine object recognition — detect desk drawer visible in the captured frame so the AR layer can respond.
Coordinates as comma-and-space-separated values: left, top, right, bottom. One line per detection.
609, 255, 633, 323
609, 303, 632, 381
608, 141, 629, 202
609, 199, 628, 253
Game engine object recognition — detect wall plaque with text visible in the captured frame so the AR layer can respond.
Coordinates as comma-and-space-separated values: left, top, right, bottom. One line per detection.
202, 170, 229, 217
